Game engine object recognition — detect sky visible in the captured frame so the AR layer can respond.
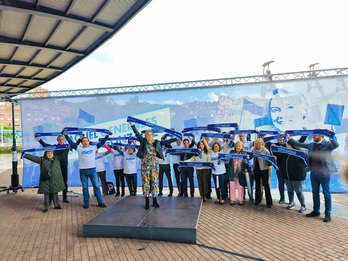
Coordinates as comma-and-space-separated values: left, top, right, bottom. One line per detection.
43, 0, 348, 92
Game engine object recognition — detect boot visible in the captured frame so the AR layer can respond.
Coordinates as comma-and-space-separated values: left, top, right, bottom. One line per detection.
153, 197, 160, 208
145, 197, 149, 210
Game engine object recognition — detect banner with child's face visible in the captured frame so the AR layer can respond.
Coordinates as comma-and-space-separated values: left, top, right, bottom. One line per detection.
20, 76, 348, 191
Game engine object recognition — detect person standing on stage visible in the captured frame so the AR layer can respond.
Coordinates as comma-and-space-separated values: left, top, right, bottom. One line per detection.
104, 143, 125, 197
287, 131, 339, 222
184, 140, 211, 202
64, 131, 110, 209
169, 139, 183, 197
37, 134, 70, 203
95, 149, 110, 196
129, 121, 178, 210
23, 150, 65, 212
252, 138, 273, 208
158, 139, 174, 197
180, 138, 197, 198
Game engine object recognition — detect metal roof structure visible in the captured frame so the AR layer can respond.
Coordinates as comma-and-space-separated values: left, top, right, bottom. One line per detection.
14, 66, 348, 99
0, 0, 151, 100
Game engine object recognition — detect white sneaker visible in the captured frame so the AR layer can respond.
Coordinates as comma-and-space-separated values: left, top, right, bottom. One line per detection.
299, 206, 307, 213
287, 202, 295, 210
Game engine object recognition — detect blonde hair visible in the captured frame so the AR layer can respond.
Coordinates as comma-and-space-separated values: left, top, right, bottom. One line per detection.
253, 138, 265, 149
145, 130, 154, 143
234, 140, 245, 152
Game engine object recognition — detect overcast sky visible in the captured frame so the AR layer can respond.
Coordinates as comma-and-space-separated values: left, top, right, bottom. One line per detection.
43, 0, 348, 92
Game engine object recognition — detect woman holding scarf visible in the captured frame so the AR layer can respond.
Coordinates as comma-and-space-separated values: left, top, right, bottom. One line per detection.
252, 138, 273, 208
129, 120, 178, 210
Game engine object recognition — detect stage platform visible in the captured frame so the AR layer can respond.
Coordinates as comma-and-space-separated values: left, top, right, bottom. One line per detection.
83, 196, 202, 244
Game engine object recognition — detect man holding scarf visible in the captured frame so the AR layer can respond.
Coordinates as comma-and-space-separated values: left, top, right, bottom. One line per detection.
287, 130, 338, 222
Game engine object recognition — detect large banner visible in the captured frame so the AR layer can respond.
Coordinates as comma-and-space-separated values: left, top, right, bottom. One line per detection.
20, 76, 348, 192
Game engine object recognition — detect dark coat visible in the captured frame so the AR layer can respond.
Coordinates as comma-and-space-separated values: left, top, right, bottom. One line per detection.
226, 150, 248, 181
23, 154, 66, 194
131, 125, 177, 160
277, 153, 307, 181
288, 137, 339, 174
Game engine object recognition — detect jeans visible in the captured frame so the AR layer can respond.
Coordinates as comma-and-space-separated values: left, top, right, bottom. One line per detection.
310, 171, 331, 215
80, 168, 104, 205
285, 180, 305, 206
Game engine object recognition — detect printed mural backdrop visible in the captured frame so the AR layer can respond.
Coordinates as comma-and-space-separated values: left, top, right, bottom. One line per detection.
20, 76, 348, 192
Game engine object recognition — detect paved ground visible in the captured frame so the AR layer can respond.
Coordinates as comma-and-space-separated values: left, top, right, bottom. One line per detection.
1, 167, 348, 261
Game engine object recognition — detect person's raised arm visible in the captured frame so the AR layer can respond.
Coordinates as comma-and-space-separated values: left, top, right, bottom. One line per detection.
222, 139, 230, 153
129, 121, 143, 142
202, 137, 211, 153
97, 133, 110, 149
36, 137, 51, 147
189, 134, 196, 148
63, 130, 78, 150
104, 143, 112, 153
23, 153, 41, 164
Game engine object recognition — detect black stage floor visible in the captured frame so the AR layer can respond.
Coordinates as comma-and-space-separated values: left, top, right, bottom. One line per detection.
83, 196, 202, 244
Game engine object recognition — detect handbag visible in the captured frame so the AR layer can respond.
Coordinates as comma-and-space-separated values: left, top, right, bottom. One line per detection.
238, 171, 247, 187
40, 160, 53, 181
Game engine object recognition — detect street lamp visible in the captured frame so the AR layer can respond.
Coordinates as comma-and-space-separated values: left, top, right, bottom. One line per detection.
262, 60, 275, 81
308, 62, 320, 77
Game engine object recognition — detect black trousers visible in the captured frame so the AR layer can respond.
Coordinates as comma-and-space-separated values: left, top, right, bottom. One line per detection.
61, 165, 68, 199
125, 173, 137, 195
97, 170, 108, 195
113, 169, 125, 194
254, 168, 273, 205
159, 164, 173, 194
181, 167, 194, 197
173, 163, 182, 195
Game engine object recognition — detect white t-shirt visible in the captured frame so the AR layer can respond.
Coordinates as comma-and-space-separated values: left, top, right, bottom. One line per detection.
158, 148, 170, 165
123, 150, 138, 174
111, 148, 124, 170
76, 145, 98, 170
210, 150, 226, 175
95, 152, 107, 172
171, 142, 183, 164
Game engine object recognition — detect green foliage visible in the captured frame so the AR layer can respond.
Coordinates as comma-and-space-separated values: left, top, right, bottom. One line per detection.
0, 146, 22, 154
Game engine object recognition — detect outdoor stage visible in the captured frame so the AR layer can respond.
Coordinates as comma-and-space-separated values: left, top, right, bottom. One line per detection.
83, 196, 202, 244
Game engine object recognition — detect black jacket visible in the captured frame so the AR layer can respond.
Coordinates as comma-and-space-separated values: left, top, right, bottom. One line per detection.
131, 125, 177, 160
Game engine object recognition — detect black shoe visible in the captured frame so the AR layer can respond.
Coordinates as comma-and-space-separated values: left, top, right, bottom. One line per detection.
42, 209, 48, 213
177, 193, 183, 197
55, 205, 62, 209
153, 197, 160, 208
115, 192, 120, 197
168, 193, 173, 197
98, 203, 106, 208
63, 198, 69, 203
121, 193, 125, 197
145, 197, 149, 210
207, 195, 212, 199
83, 204, 89, 209
158, 192, 163, 196
306, 211, 320, 217
267, 205, 272, 208
323, 214, 331, 222
254, 202, 260, 206
182, 194, 188, 198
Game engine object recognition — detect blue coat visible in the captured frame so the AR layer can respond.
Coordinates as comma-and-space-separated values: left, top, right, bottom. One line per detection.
288, 137, 339, 174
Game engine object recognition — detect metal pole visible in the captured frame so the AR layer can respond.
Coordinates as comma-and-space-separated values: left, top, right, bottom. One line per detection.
11, 101, 19, 188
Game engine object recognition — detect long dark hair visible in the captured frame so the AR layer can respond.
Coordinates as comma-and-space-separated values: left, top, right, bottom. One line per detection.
197, 141, 208, 153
